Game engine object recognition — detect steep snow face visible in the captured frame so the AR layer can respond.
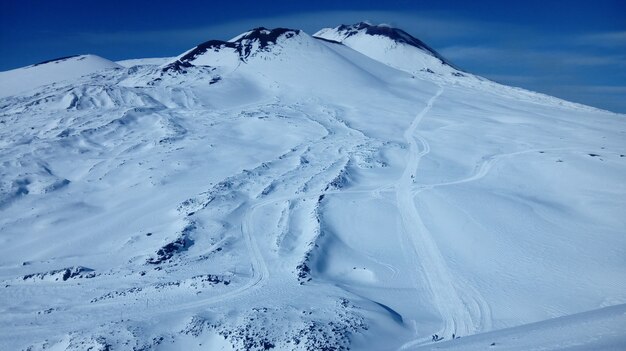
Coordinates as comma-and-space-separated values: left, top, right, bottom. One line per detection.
0, 55, 122, 98
1, 25, 626, 351
314, 22, 461, 76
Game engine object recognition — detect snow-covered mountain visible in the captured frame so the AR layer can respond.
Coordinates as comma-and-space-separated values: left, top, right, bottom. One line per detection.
0, 55, 122, 99
314, 22, 460, 76
0, 23, 625, 351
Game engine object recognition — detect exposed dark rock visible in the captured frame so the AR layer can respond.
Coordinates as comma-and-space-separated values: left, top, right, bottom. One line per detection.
146, 222, 196, 265
196, 302, 365, 351
22, 266, 95, 282
163, 27, 301, 73
32, 55, 81, 67
161, 60, 194, 74
90, 287, 143, 303
313, 36, 343, 45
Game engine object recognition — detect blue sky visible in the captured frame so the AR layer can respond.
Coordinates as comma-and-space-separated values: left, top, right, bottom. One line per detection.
1, 0, 625, 112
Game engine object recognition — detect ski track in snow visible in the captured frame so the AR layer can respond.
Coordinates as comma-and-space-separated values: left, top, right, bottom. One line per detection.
395, 86, 480, 350
411, 147, 583, 195
3, 97, 378, 335
161, 83, 491, 347
396, 105, 597, 350
6, 99, 591, 340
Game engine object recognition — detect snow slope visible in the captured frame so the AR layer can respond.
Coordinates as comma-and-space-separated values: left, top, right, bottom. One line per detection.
0, 24, 625, 351
412, 303, 626, 351
0, 55, 122, 98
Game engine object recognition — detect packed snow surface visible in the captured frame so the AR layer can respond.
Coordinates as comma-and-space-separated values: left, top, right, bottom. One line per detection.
0, 23, 625, 351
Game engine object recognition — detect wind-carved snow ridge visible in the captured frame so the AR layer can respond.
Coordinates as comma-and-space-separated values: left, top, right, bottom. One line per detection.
1, 22, 626, 351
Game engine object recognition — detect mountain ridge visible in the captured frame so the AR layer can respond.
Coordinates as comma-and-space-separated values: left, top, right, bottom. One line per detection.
175, 27, 301, 64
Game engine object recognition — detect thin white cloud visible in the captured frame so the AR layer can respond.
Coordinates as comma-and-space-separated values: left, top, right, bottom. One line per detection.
548, 84, 626, 112
578, 85, 626, 94
440, 45, 626, 67
576, 31, 626, 47
71, 10, 502, 47
439, 46, 501, 60
565, 54, 626, 66
483, 74, 539, 84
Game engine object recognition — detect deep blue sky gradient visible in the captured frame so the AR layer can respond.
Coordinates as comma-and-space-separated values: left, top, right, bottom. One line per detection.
1, 0, 625, 112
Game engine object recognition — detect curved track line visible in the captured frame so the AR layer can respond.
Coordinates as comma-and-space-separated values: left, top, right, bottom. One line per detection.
395, 87, 476, 350
412, 147, 580, 195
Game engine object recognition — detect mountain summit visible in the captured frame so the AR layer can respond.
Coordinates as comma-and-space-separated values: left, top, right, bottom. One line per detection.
164, 27, 302, 73
314, 22, 460, 75
0, 54, 121, 98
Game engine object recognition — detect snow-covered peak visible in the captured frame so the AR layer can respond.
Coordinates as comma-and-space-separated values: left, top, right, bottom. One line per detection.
163, 27, 302, 72
315, 22, 449, 63
314, 22, 461, 76
228, 27, 300, 45
0, 54, 121, 98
